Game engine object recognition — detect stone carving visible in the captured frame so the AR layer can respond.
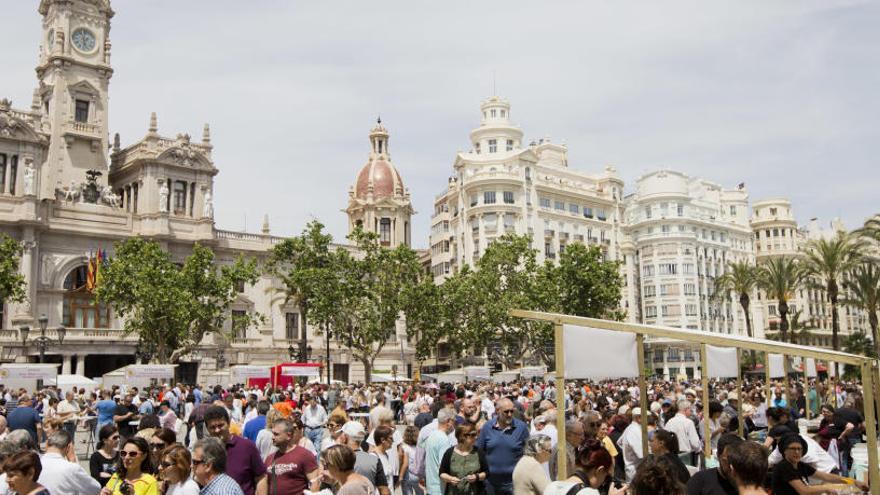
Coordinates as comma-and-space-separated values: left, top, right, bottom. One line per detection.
170, 133, 199, 166
58, 180, 80, 202
100, 185, 119, 208
158, 181, 169, 213
23, 159, 36, 196
203, 190, 214, 218
0, 99, 21, 138
80, 170, 102, 204
40, 254, 58, 285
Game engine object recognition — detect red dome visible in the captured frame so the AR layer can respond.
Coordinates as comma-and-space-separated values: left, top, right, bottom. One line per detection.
354, 159, 404, 200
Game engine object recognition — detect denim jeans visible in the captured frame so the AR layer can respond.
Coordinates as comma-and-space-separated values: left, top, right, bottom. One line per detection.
486, 479, 514, 495
401, 472, 424, 495
305, 427, 324, 449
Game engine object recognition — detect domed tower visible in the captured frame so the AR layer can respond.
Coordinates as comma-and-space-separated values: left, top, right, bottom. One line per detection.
345, 119, 414, 247
468, 96, 524, 155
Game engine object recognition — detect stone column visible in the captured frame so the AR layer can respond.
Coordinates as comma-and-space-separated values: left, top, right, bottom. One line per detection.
62, 355, 71, 375
12, 238, 35, 322
75, 355, 85, 376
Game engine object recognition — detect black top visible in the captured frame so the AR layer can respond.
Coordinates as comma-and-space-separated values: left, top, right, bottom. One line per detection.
832, 408, 864, 438
772, 461, 816, 495
114, 403, 138, 438
662, 452, 691, 484
686, 467, 737, 495
89, 450, 118, 486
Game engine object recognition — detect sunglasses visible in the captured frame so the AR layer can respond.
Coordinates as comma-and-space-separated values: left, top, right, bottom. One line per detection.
120, 451, 142, 458
500, 410, 514, 415
150, 443, 166, 450
464, 432, 478, 438
191, 459, 205, 466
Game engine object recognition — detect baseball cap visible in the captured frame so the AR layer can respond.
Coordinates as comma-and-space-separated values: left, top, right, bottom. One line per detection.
337, 421, 366, 437
631, 407, 642, 416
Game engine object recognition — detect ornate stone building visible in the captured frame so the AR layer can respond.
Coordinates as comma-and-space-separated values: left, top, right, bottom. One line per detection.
0, 0, 414, 384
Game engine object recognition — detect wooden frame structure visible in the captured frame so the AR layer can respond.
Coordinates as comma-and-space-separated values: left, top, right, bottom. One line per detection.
510, 309, 880, 492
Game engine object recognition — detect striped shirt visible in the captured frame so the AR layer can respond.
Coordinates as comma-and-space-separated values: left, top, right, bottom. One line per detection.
200, 474, 244, 495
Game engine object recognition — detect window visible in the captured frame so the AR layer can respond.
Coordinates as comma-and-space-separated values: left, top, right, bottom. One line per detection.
583, 207, 593, 219
596, 209, 607, 221
0, 154, 5, 194
544, 242, 555, 259
684, 283, 696, 295
645, 306, 657, 318
484, 191, 496, 204
503, 191, 514, 204
132, 183, 139, 213
770, 207, 777, 216
8, 156, 16, 195
74, 99, 89, 123
642, 265, 655, 277
506, 139, 514, 151
554, 200, 564, 211
379, 218, 392, 245
470, 195, 478, 207
686, 304, 698, 316
773, 228, 779, 237
661, 225, 670, 233
660, 284, 678, 296
234, 279, 246, 293
569, 203, 579, 214
768, 305, 777, 316
729, 205, 737, 216
525, 167, 531, 181
540, 197, 551, 208
173, 181, 187, 213
232, 310, 247, 340
475, 142, 481, 154
645, 206, 652, 219
643, 285, 656, 297
285, 312, 300, 340
659, 263, 677, 275
491, 109, 496, 118
488, 139, 497, 153
62, 266, 111, 328
189, 183, 196, 217
677, 204, 684, 217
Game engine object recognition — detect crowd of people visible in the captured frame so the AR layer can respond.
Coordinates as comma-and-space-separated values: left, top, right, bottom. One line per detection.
0, 375, 872, 495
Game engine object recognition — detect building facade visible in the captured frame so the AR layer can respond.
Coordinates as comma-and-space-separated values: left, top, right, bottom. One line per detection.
0, 0, 414, 384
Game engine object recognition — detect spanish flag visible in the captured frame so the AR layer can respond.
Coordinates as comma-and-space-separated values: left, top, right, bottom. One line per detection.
86, 251, 96, 292
94, 249, 104, 289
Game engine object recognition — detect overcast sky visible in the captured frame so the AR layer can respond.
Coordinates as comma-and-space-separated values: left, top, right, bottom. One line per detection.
3, 1, 878, 247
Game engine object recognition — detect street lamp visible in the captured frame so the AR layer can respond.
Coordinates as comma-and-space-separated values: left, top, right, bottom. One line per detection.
20, 314, 66, 364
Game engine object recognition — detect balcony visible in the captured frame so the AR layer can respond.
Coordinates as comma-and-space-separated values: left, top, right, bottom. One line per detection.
504, 224, 516, 233
544, 229, 555, 238
560, 232, 570, 240
546, 252, 556, 259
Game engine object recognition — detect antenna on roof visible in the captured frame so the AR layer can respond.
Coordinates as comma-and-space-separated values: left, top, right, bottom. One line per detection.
377, 115, 381, 124
492, 70, 497, 96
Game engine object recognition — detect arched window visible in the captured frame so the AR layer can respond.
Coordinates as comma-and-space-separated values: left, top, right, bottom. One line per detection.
62, 265, 111, 328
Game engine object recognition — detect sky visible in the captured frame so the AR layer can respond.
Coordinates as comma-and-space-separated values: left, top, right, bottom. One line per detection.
3, 0, 878, 248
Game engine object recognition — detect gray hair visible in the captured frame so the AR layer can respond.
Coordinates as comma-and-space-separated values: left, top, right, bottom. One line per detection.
437, 408, 455, 425
5, 430, 35, 452
46, 430, 72, 450
678, 400, 692, 411
523, 434, 552, 457
194, 437, 227, 473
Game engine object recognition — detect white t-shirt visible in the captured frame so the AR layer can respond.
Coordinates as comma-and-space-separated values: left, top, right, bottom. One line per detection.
543, 481, 600, 495
166, 478, 200, 495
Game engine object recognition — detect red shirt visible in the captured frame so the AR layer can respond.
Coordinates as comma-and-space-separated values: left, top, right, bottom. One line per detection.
264, 445, 318, 495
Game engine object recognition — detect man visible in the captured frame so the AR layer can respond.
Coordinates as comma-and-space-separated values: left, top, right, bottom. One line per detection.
664, 400, 702, 466
549, 419, 583, 480
725, 440, 769, 495
580, 410, 602, 442
138, 391, 155, 416
7, 394, 43, 445
301, 395, 328, 449
193, 437, 245, 495
243, 400, 270, 443
617, 407, 646, 483
159, 400, 178, 431
204, 405, 266, 495
425, 408, 455, 495
256, 418, 319, 495
113, 394, 140, 440
686, 433, 744, 495
38, 430, 102, 495
476, 398, 530, 495
193, 384, 204, 406
722, 392, 739, 434
56, 390, 80, 440
455, 397, 480, 426
413, 402, 433, 429
830, 405, 864, 475
337, 421, 390, 495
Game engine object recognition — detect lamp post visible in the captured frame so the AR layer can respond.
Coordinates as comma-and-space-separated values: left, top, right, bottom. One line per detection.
20, 314, 66, 389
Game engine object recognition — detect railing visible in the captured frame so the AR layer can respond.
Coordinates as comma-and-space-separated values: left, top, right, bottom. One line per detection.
215, 229, 272, 243
69, 121, 100, 134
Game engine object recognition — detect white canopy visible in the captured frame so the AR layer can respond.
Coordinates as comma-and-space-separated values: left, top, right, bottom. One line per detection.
47, 374, 99, 391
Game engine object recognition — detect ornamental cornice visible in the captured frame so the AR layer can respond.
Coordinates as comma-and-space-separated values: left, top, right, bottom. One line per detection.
0, 100, 48, 145
114, 133, 216, 173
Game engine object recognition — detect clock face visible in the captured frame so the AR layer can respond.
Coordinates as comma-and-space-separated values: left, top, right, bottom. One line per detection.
71, 28, 96, 53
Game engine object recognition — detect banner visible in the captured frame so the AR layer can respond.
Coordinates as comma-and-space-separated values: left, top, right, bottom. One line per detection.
124, 365, 177, 379
805, 358, 817, 378
230, 365, 270, 381
0, 365, 58, 380
521, 366, 547, 379
768, 354, 785, 378
705, 345, 739, 378
563, 324, 638, 379
465, 367, 490, 380
280, 364, 321, 377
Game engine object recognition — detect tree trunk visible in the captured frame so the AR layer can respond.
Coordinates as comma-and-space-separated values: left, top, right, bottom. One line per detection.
362, 357, 372, 385
779, 300, 790, 343
828, 280, 840, 351
740, 294, 756, 366
869, 311, 879, 358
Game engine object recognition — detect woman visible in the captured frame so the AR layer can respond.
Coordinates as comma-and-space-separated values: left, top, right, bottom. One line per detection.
399, 426, 424, 495
156, 445, 199, 495
372, 426, 397, 495
815, 404, 836, 450
699, 401, 725, 452
438, 423, 488, 495
649, 429, 690, 484
771, 433, 868, 495
91, 424, 120, 486
544, 440, 626, 495
596, 421, 618, 469
136, 414, 162, 441
148, 428, 177, 474
4, 451, 50, 495
629, 456, 685, 495
256, 409, 281, 459
512, 434, 552, 495
321, 444, 375, 495
101, 436, 159, 495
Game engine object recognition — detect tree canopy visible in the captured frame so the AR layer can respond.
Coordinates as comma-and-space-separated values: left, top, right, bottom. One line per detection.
0, 234, 27, 306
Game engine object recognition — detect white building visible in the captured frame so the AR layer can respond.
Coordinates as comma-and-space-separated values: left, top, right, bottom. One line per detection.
0, 0, 414, 384
429, 96, 624, 282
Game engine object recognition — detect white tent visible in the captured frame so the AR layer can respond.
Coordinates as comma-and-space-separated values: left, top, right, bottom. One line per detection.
437, 369, 466, 383
47, 374, 99, 391
492, 371, 519, 383
371, 373, 411, 383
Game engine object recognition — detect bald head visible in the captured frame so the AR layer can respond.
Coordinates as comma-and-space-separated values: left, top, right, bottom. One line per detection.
496, 398, 516, 427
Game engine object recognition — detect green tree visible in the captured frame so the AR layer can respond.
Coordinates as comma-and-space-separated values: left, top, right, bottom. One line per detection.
855, 214, 880, 243
550, 243, 624, 319
0, 234, 27, 307
714, 260, 759, 364
842, 331, 878, 378
757, 256, 804, 344
802, 232, 863, 351
842, 263, 880, 357
401, 274, 444, 362
267, 220, 335, 361
95, 238, 261, 363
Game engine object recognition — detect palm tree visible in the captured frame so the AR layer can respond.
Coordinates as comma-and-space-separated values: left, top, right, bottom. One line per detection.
842, 263, 880, 357
757, 256, 804, 344
788, 309, 818, 346
802, 232, 864, 351
715, 260, 758, 363
855, 214, 880, 243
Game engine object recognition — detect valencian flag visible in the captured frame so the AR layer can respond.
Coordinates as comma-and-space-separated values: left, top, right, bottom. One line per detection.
86, 249, 109, 292
86, 250, 96, 291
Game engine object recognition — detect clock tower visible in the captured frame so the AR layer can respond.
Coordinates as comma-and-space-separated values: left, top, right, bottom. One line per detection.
35, 0, 114, 199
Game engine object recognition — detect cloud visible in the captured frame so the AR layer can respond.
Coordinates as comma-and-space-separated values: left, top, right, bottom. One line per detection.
2, 0, 877, 245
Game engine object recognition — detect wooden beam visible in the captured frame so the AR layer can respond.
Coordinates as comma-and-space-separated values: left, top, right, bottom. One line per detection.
765, 353, 772, 408
700, 343, 711, 458
509, 309, 865, 365
736, 349, 744, 438
637, 334, 649, 459
859, 360, 879, 493
554, 321, 567, 481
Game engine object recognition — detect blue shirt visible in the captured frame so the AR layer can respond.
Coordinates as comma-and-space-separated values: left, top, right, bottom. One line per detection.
7, 406, 41, 443
193, 388, 203, 406
424, 429, 452, 495
96, 399, 118, 426
139, 400, 154, 416
200, 473, 244, 495
243, 415, 266, 443
476, 417, 530, 483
